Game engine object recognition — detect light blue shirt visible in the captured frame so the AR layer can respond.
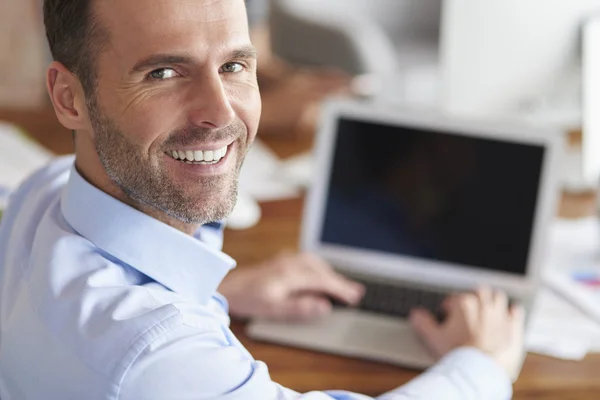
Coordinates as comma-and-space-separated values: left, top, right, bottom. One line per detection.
0, 157, 512, 400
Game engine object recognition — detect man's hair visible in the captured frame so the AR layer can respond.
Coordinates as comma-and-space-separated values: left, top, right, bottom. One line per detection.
43, 0, 109, 95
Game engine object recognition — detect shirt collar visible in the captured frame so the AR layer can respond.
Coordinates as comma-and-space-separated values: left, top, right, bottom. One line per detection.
60, 164, 236, 305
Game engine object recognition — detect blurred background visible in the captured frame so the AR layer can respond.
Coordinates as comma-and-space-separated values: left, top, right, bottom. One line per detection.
2, 0, 600, 373
3, 0, 600, 190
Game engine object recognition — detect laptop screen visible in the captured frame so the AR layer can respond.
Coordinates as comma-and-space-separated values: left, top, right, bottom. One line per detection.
321, 117, 546, 276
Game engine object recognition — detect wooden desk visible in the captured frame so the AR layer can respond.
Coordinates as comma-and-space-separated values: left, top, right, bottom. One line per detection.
2, 108, 599, 399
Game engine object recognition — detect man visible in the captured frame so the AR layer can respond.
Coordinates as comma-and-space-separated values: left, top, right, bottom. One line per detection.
0, 0, 524, 399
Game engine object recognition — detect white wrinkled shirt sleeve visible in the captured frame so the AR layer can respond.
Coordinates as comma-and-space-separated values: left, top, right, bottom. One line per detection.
118, 322, 512, 400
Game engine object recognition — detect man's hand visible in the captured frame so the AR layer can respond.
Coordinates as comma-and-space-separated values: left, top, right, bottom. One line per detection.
218, 252, 364, 321
409, 287, 525, 379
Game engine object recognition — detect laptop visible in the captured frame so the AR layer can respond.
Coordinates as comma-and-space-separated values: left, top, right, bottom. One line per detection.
247, 99, 563, 371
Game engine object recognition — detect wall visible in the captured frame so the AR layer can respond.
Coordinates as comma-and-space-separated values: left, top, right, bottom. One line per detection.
0, 0, 48, 109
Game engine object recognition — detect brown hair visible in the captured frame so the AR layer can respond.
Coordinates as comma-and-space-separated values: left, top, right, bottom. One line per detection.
43, 0, 109, 95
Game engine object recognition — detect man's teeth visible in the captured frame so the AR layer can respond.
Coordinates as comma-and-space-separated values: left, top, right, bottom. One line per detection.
170, 146, 228, 163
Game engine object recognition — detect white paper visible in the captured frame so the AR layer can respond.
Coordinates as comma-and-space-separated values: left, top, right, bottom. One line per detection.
0, 123, 53, 203
545, 217, 600, 268
543, 217, 600, 325
526, 288, 600, 360
238, 140, 301, 202
280, 151, 314, 189
522, 217, 600, 360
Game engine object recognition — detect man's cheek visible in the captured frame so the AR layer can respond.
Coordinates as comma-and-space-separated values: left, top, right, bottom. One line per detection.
118, 92, 184, 133
240, 95, 262, 137
117, 114, 171, 150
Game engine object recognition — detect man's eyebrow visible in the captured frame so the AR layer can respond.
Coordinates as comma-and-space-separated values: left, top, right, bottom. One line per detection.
228, 45, 258, 60
131, 54, 195, 73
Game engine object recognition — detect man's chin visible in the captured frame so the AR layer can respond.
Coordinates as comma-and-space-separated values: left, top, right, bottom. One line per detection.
176, 190, 236, 224
154, 167, 239, 224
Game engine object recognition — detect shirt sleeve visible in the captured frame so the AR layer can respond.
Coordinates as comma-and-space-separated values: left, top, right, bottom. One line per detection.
118, 323, 512, 400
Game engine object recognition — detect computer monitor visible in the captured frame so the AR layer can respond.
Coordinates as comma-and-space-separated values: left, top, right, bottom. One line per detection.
440, 0, 600, 126
321, 116, 545, 276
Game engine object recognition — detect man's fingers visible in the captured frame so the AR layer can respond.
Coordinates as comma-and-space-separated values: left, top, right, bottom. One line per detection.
442, 293, 459, 312
296, 254, 364, 305
475, 286, 493, 305
314, 273, 364, 306
409, 308, 444, 356
455, 293, 479, 313
492, 290, 509, 313
510, 304, 526, 334
450, 293, 480, 328
297, 253, 333, 273
278, 295, 333, 321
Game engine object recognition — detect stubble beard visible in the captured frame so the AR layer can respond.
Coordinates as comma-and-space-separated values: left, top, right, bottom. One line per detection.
87, 96, 246, 225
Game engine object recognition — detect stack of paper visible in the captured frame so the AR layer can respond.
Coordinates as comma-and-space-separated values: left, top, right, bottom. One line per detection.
238, 140, 303, 202
228, 141, 305, 229
526, 288, 600, 360
525, 217, 600, 360
0, 122, 53, 212
544, 217, 600, 324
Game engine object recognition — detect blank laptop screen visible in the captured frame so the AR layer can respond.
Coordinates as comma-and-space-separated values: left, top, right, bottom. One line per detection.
321, 118, 546, 276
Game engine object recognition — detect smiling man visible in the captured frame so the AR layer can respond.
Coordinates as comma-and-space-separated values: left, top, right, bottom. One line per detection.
0, 0, 523, 399
61, 0, 260, 233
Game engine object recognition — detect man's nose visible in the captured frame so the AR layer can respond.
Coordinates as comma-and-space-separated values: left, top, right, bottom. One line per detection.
187, 73, 236, 129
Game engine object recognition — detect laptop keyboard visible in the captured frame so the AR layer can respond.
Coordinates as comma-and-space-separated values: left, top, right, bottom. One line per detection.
338, 280, 450, 322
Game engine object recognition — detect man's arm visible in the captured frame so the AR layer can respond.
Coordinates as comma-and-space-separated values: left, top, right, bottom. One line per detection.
167, 255, 522, 400
117, 328, 511, 400
378, 347, 512, 400
277, 347, 512, 400
118, 291, 518, 400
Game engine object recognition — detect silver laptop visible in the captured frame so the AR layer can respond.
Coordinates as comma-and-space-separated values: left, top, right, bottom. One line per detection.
247, 99, 563, 370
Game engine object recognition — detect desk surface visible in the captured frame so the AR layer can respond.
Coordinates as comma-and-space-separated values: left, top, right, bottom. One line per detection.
2, 108, 599, 399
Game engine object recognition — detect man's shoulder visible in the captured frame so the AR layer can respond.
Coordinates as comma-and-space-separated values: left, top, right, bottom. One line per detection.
0, 279, 190, 399
24, 236, 193, 370
0, 156, 78, 285
0, 156, 240, 398
25, 230, 231, 374
1, 235, 218, 396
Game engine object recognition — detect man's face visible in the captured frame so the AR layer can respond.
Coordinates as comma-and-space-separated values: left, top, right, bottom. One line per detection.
84, 0, 260, 225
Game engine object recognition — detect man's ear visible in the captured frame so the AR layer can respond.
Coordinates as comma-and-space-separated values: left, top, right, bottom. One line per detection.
46, 61, 89, 132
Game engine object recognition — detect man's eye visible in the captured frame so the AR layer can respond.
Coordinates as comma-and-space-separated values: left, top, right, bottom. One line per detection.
221, 62, 244, 73
149, 68, 179, 80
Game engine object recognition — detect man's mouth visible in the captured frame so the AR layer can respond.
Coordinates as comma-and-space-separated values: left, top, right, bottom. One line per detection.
166, 145, 229, 165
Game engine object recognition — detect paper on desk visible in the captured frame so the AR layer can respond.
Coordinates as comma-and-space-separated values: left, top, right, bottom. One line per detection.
526, 288, 600, 360
0, 122, 53, 209
238, 140, 302, 202
280, 151, 314, 189
0, 122, 53, 187
545, 217, 600, 270
543, 217, 600, 326
522, 217, 600, 360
